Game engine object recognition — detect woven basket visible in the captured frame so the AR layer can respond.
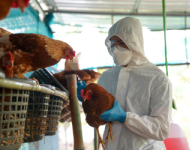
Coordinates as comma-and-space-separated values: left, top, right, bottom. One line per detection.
0, 73, 69, 148
24, 90, 50, 142
0, 78, 31, 150
41, 85, 65, 136
24, 81, 69, 142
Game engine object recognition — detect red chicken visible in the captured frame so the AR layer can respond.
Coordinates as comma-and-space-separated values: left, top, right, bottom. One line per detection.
81, 83, 115, 150
0, 29, 75, 79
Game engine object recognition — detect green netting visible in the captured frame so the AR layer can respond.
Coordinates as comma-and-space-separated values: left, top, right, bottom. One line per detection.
0, 5, 52, 38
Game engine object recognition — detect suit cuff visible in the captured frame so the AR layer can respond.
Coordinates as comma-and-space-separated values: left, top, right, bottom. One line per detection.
122, 112, 128, 124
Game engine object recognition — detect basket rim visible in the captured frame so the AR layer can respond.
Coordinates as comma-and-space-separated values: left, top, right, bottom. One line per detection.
0, 79, 69, 102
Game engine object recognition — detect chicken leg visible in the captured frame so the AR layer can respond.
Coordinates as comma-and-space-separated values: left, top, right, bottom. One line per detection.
106, 122, 113, 144
97, 128, 106, 150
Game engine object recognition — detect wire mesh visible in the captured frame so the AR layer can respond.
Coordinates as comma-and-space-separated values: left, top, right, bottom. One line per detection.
0, 88, 29, 150
24, 91, 49, 142
45, 95, 63, 135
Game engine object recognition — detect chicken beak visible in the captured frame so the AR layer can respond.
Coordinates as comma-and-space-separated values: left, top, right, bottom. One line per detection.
20, 7, 25, 12
83, 98, 86, 102
17, 0, 26, 12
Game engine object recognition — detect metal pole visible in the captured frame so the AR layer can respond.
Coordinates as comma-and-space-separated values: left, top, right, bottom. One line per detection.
94, 128, 98, 150
65, 74, 85, 150
162, 0, 177, 110
33, 0, 46, 18
184, 12, 189, 64
162, 0, 168, 76
111, 14, 114, 25
44, 10, 190, 17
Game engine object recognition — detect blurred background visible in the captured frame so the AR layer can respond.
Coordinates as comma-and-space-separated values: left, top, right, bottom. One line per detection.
0, 0, 190, 149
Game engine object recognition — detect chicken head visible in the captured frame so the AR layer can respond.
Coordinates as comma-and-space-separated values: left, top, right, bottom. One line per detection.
81, 89, 93, 102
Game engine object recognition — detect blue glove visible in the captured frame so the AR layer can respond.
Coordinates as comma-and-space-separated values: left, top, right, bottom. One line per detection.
77, 81, 87, 102
100, 100, 127, 123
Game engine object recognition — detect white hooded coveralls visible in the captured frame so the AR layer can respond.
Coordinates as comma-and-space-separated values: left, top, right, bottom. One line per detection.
97, 17, 172, 150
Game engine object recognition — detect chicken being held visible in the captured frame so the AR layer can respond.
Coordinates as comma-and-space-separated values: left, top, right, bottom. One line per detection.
0, 29, 75, 79
79, 83, 115, 150
0, 0, 30, 20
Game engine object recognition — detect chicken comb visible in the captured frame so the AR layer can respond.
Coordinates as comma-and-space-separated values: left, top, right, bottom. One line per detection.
6, 65, 12, 69
86, 90, 93, 100
12, 0, 30, 8
65, 50, 75, 60
8, 51, 13, 61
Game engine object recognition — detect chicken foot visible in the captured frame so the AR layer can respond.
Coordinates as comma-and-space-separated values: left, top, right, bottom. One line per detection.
97, 128, 106, 150
106, 122, 113, 144
17, 73, 39, 85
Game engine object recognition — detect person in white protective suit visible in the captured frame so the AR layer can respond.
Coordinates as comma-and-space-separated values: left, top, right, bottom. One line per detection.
98, 17, 173, 150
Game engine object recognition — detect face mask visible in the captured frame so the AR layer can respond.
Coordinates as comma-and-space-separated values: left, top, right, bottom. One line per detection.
111, 46, 132, 66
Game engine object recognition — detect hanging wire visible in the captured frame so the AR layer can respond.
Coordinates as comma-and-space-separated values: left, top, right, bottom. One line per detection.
162, 0, 169, 76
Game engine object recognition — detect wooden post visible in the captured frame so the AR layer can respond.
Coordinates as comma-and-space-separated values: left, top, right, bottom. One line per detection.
65, 74, 85, 150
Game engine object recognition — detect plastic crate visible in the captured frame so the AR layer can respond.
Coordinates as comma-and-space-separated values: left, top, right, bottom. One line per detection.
29, 68, 68, 94
0, 74, 69, 147
40, 85, 63, 136
0, 79, 30, 150
24, 90, 50, 142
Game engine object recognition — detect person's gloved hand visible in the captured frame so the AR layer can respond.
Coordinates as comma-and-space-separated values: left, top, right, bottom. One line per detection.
100, 100, 127, 123
77, 81, 86, 102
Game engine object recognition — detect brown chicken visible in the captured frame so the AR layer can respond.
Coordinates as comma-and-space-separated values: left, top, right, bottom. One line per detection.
0, 29, 75, 79
81, 83, 115, 150
83, 70, 101, 84
53, 69, 101, 90
0, 0, 30, 20
0, 51, 14, 77
64, 52, 101, 85
53, 70, 91, 90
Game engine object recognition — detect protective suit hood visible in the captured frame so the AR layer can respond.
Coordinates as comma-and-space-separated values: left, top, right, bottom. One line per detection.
105, 17, 149, 67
